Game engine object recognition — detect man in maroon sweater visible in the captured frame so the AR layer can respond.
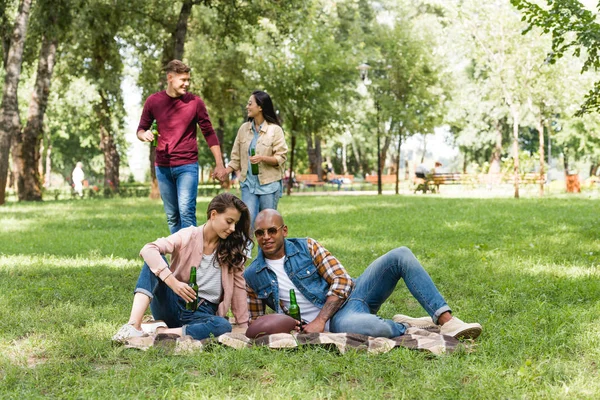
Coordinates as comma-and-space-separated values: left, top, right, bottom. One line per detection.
137, 60, 226, 233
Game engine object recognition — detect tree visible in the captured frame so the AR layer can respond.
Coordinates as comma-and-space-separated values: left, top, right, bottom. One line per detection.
11, 0, 71, 201
0, 0, 32, 205
364, 3, 447, 194
511, 0, 600, 115
246, 3, 359, 192
441, 0, 559, 197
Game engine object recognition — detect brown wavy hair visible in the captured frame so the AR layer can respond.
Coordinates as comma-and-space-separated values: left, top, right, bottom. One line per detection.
206, 193, 252, 270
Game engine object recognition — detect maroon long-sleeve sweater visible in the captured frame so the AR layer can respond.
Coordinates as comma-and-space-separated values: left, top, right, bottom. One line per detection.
137, 91, 219, 167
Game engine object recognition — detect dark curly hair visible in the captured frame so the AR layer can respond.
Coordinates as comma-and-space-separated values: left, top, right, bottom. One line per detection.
206, 193, 252, 270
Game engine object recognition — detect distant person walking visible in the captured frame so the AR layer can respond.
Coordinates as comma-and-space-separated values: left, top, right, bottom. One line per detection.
72, 162, 84, 197
216, 90, 288, 235
136, 60, 227, 234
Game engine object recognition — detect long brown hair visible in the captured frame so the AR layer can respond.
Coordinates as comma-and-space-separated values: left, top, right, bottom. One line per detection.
206, 193, 252, 270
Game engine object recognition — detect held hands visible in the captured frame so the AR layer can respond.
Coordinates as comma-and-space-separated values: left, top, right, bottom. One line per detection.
165, 275, 197, 303
212, 166, 230, 182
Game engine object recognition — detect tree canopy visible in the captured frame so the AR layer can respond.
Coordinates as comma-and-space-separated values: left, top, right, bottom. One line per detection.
0, 0, 598, 203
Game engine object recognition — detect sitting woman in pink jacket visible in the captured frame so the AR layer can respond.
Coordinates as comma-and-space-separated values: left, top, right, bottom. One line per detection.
113, 193, 251, 342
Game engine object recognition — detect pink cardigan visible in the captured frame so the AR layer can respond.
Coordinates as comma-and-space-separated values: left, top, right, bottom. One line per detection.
139, 225, 249, 328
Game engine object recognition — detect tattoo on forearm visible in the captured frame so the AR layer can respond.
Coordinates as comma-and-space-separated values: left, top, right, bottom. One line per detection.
317, 297, 344, 321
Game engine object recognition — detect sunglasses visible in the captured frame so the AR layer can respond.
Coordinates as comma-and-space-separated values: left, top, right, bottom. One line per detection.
254, 225, 285, 238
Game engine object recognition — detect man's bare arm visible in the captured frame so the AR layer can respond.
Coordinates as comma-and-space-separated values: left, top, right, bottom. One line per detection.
209, 145, 227, 181
301, 295, 345, 333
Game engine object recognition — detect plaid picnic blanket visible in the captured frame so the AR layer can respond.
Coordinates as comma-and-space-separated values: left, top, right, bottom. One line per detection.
122, 327, 465, 355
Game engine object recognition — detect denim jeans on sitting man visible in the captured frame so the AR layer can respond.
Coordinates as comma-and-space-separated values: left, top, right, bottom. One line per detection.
329, 247, 451, 337
156, 162, 199, 234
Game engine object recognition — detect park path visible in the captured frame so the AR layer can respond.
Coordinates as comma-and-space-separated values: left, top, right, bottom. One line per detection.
287, 184, 595, 199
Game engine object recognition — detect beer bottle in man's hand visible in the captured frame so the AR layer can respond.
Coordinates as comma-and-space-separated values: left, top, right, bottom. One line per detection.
151, 120, 159, 147
288, 289, 301, 322
250, 148, 259, 175
186, 267, 198, 311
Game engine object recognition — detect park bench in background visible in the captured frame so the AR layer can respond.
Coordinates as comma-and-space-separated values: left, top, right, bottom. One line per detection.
431, 173, 477, 186
429, 173, 480, 192
296, 174, 325, 190
365, 174, 397, 185
425, 172, 546, 193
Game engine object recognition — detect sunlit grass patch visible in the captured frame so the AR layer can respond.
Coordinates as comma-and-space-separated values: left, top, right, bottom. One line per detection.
1, 195, 599, 398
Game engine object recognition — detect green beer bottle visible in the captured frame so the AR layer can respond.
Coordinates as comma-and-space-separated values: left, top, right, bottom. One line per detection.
151, 120, 159, 147
186, 266, 199, 311
250, 148, 259, 175
288, 289, 301, 322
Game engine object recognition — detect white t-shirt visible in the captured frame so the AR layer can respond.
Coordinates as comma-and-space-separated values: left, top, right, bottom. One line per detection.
196, 252, 222, 304
72, 167, 84, 184
265, 256, 329, 331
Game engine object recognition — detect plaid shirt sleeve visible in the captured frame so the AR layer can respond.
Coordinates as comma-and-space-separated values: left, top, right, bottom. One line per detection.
246, 284, 266, 323
307, 237, 354, 299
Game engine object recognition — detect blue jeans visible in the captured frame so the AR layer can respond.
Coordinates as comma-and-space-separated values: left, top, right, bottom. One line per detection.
329, 247, 451, 338
241, 184, 282, 232
156, 163, 199, 234
134, 263, 232, 340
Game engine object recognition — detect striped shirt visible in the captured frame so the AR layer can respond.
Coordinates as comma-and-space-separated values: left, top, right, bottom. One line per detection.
196, 252, 222, 304
246, 238, 354, 321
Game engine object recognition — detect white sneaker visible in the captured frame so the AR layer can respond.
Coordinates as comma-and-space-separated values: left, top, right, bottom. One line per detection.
393, 314, 437, 329
439, 317, 482, 340
141, 320, 168, 334
112, 323, 147, 343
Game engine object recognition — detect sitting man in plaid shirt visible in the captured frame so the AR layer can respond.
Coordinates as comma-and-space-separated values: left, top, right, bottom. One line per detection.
243, 209, 482, 339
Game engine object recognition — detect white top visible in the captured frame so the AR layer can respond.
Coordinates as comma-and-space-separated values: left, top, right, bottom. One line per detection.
196, 252, 222, 304
416, 164, 430, 175
72, 166, 84, 183
265, 256, 329, 331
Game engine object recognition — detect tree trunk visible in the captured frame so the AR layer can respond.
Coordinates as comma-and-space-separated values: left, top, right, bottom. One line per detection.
350, 138, 364, 176
536, 117, 545, 197
306, 133, 323, 179
395, 130, 403, 195
341, 141, 348, 175
173, 0, 194, 62
1, 2, 11, 68
44, 144, 52, 188
563, 150, 569, 174
97, 90, 120, 193
510, 103, 520, 199
381, 134, 391, 175
420, 134, 427, 163
13, 34, 57, 201
545, 120, 552, 167
315, 136, 322, 180
150, 0, 197, 200
489, 120, 502, 174
216, 116, 229, 188
0, 0, 32, 205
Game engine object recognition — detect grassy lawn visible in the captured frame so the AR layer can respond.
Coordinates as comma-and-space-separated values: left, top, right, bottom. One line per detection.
1, 194, 599, 399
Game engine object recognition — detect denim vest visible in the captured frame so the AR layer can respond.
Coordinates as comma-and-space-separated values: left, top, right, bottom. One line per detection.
243, 238, 330, 313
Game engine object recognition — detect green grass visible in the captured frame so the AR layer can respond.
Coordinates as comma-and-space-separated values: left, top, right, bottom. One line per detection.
1, 195, 599, 399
